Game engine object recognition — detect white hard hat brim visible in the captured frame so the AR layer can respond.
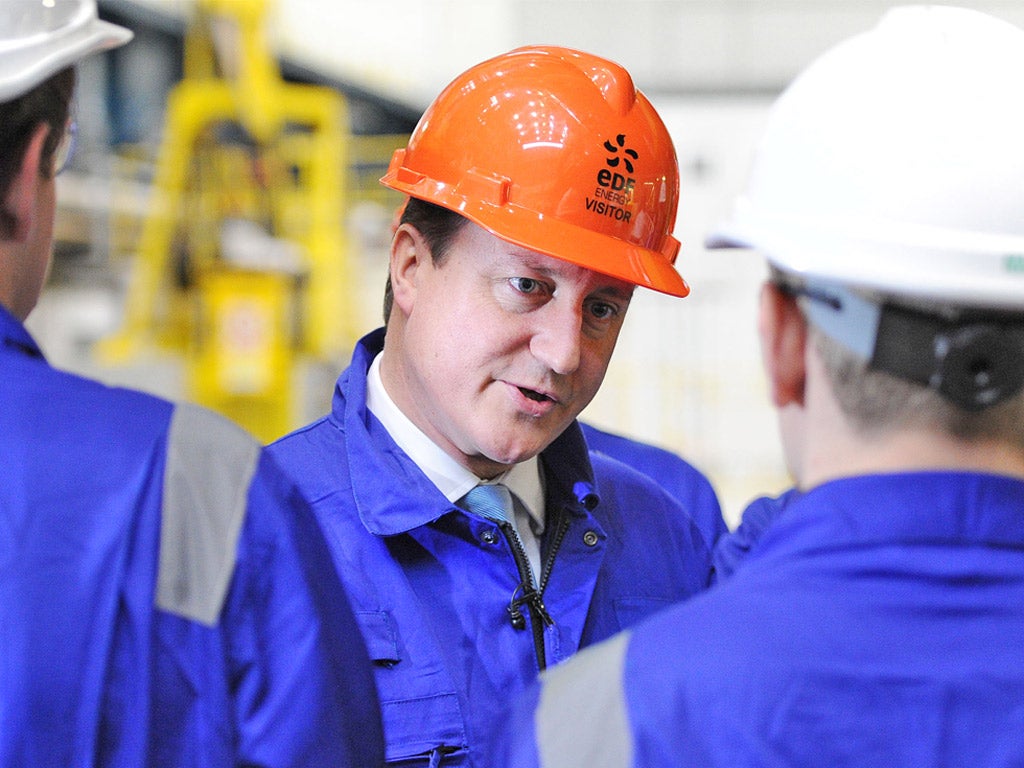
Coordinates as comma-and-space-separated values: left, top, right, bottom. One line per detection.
703, 226, 745, 252
0, 15, 132, 102
706, 208, 1024, 311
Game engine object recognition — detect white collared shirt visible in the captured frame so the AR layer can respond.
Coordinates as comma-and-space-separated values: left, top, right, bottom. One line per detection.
366, 353, 547, 577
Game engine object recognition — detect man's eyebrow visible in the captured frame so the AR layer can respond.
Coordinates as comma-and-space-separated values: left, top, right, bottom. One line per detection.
499, 252, 634, 300
592, 285, 634, 303
500, 252, 555, 273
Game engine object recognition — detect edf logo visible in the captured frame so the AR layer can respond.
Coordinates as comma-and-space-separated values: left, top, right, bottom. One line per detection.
586, 133, 638, 222
598, 134, 638, 193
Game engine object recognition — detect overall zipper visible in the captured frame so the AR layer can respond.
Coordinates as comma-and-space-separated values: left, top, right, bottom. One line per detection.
498, 509, 570, 671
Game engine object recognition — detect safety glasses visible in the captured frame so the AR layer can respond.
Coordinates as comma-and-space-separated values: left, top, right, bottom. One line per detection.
54, 118, 77, 176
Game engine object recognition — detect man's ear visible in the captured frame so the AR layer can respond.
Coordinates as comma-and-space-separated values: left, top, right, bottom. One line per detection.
389, 222, 429, 315
758, 281, 808, 407
3, 123, 48, 242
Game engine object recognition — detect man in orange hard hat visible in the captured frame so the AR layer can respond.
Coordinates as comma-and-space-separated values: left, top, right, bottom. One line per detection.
268, 46, 719, 766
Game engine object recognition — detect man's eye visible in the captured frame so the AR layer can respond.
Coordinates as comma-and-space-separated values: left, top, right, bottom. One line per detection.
509, 277, 542, 294
588, 302, 618, 321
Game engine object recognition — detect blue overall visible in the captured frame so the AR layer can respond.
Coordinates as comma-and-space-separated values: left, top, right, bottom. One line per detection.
268, 329, 714, 766
0, 306, 383, 767
579, 422, 727, 551
496, 472, 1024, 767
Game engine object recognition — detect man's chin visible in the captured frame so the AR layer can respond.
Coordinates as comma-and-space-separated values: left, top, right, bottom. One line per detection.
484, 433, 559, 467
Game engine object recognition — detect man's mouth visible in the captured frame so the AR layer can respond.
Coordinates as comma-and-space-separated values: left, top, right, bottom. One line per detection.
518, 386, 554, 403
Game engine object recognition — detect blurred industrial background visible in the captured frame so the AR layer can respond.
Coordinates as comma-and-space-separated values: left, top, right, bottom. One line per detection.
33, 0, 1024, 526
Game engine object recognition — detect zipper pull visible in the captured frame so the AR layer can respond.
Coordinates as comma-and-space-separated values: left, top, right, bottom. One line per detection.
507, 583, 554, 629
529, 591, 554, 626
507, 602, 527, 630
508, 582, 529, 630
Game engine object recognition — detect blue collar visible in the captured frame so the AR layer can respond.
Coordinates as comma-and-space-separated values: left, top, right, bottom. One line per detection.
752, 472, 1024, 562
0, 305, 45, 360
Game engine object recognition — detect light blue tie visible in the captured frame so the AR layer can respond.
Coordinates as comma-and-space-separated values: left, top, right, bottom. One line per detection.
460, 483, 514, 525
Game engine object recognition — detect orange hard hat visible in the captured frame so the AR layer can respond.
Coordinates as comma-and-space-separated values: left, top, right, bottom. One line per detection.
380, 45, 688, 297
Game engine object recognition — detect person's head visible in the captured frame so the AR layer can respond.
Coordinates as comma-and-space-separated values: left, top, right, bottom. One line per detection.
0, 0, 131, 320
707, 6, 1024, 486
376, 46, 688, 478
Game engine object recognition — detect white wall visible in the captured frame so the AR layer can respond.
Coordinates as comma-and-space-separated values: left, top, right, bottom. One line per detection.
127, 1, 1024, 105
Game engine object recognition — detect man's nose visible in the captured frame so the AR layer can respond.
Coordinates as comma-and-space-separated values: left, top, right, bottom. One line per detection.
529, 302, 583, 375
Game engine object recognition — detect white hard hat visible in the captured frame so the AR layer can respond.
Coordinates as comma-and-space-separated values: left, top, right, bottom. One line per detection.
0, 0, 132, 102
706, 5, 1024, 311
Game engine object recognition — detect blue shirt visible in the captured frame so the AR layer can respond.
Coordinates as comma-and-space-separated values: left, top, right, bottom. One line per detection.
0, 306, 383, 767
267, 328, 714, 767
496, 471, 1024, 767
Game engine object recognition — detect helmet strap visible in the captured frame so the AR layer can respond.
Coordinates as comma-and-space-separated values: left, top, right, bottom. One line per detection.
795, 279, 1024, 411
873, 305, 1024, 411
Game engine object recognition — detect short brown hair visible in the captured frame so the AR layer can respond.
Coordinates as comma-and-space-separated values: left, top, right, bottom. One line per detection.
0, 67, 75, 237
382, 197, 469, 324
812, 326, 1024, 446
770, 265, 1024, 447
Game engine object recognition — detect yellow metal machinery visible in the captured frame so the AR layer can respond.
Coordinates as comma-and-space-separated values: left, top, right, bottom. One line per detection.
101, 0, 396, 441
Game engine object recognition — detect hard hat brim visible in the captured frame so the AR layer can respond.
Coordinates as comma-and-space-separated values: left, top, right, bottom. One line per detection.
0, 17, 132, 102
388, 179, 690, 298
707, 213, 1024, 310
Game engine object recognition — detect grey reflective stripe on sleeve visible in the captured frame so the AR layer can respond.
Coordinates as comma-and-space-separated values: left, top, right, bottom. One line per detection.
536, 630, 634, 768
155, 402, 260, 626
